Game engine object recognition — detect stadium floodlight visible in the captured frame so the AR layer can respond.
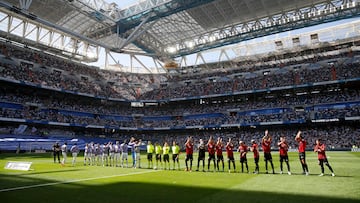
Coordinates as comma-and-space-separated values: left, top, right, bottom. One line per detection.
87, 52, 97, 59
209, 35, 216, 42
166, 46, 177, 53
185, 41, 195, 49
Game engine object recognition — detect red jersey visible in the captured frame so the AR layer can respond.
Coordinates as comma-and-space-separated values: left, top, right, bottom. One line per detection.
298, 139, 306, 153
226, 144, 234, 157
278, 142, 289, 156
208, 142, 216, 155
251, 143, 259, 158
216, 143, 223, 156
314, 143, 326, 159
238, 145, 248, 158
262, 140, 271, 153
185, 142, 193, 155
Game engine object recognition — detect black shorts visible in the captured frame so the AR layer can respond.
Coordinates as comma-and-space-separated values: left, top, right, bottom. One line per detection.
299, 152, 306, 160
163, 154, 169, 162
156, 154, 162, 161
280, 155, 289, 162
198, 149, 206, 160
217, 155, 224, 161
147, 153, 153, 161
240, 157, 247, 163
264, 152, 272, 161
254, 157, 259, 164
318, 158, 329, 165
172, 154, 179, 162
208, 154, 216, 161
186, 154, 193, 161
227, 156, 235, 161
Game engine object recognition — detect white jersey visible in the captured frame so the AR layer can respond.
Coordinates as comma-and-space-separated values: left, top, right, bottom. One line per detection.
114, 144, 120, 153
84, 146, 89, 154
120, 143, 128, 153
61, 144, 67, 152
70, 145, 79, 153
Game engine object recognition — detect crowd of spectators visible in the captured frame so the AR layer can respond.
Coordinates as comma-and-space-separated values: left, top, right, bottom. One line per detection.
0, 42, 166, 100
0, 86, 359, 128
0, 41, 359, 150
174, 46, 356, 82
2, 124, 358, 150
141, 60, 360, 99
0, 41, 360, 101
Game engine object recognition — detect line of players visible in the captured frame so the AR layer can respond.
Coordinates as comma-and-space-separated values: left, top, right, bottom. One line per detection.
57, 130, 335, 176
83, 137, 142, 168
178, 130, 335, 176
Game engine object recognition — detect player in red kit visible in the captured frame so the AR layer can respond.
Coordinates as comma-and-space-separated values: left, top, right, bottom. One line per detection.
216, 137, 225, 172
295, 131, 309, 175
185, 136, 194, 172
238, 141, 249, 173
196, 139, 206, 172
207, 136, 216, 172
314, 139, 335, 176
278, 136, 291, 175
262, 130, 275, 174
250, 139, 260, 174
226, 138, 236, 173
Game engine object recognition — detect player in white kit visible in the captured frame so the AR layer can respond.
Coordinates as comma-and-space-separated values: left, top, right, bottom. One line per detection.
84, 143, 90, 166
120, 140, 128, 168
114, 141, 121, 167
70, 143, 79, 166
61, 142, 67, 166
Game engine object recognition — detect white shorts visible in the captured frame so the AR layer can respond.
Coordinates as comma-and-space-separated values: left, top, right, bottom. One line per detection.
84, 152, 90, 158
62, 152, 67, 158
122, 153, 128, 160
109, 152, 115, 158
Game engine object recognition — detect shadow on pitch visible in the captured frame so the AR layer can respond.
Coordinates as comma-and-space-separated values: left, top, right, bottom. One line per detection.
0, 175, 358, 203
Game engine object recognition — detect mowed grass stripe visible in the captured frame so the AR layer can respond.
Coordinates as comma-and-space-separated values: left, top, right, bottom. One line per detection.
0, 169, 160, 192
0, 152, 359, 203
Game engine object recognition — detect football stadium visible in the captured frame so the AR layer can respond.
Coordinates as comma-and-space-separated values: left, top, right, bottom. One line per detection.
0, 0, 360, 202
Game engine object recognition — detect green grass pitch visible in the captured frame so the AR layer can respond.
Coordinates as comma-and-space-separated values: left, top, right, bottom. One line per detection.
0, 151, 359, 203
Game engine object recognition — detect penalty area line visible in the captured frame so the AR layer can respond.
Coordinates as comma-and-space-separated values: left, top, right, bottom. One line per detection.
0, 170, 160, 193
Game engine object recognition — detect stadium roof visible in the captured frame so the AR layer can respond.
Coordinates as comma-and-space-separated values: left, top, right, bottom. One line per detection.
0, 0, 359, 70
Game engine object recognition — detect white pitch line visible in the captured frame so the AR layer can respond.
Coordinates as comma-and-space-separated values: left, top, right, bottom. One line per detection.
0, 170, 160, 193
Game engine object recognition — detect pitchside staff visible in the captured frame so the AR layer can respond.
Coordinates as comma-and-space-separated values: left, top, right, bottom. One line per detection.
53, 142, 61, 163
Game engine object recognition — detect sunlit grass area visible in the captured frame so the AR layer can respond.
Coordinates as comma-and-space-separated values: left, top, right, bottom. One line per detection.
0, 152, 359, 203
